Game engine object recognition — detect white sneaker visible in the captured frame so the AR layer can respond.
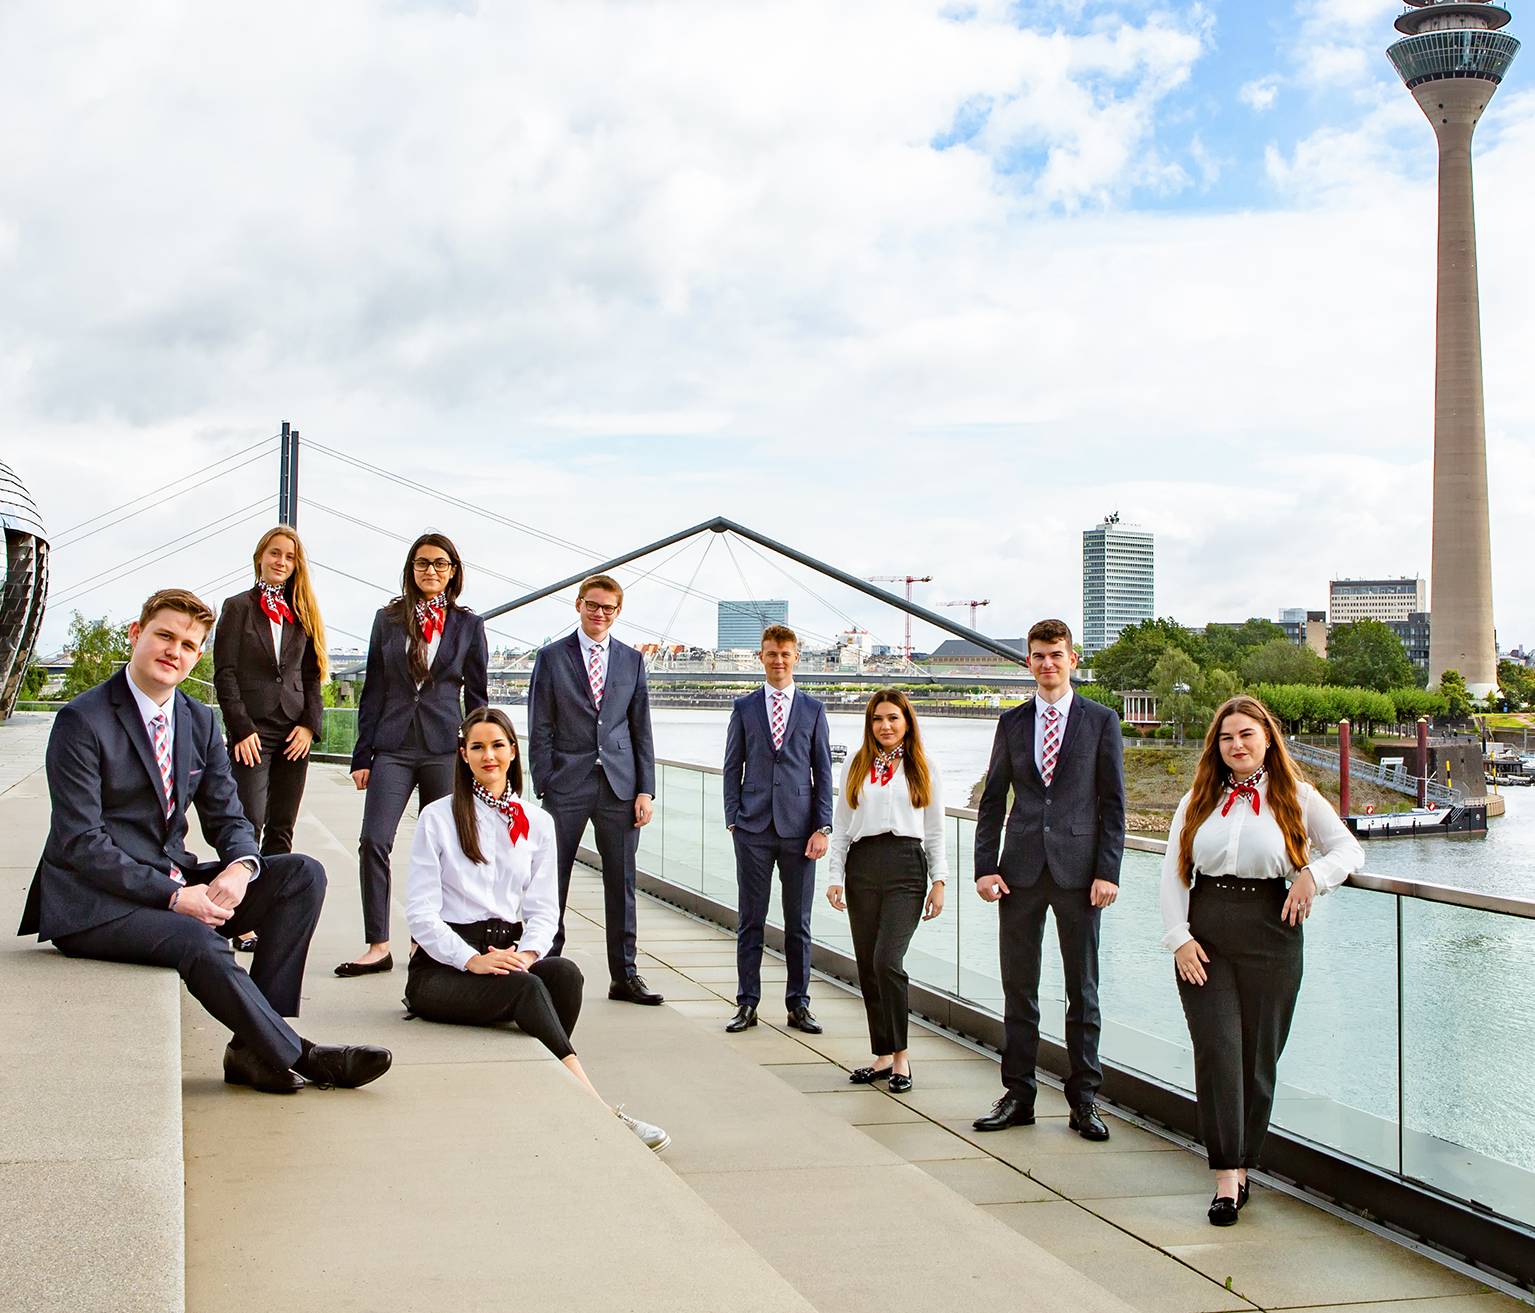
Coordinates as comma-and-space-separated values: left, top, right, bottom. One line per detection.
615, 1105, 671, 1153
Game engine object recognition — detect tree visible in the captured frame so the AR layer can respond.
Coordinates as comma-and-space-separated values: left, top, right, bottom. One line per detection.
182, 652, 215, 705
62, 612, 132, 699
1326, 620, 1414, 692
1090, 618, 1207, 692
1438, 669, 1474, 722
1241, 639, 1328, 687
1204, 618, 1286, 671
20, 663, 47, 700
1073, 683, 1123, 717
1497, 659, 1535, 711
1150, 649, 1200, 740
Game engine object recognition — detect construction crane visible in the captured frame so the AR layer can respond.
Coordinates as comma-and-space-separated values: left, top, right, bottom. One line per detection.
868, 574, 933, 659
941, 599, 991, 629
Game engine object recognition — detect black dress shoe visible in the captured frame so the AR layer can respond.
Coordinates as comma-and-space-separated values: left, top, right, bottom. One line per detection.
293, 1041, 393, 1089
1069, 1101, 1111, 1141
1208, 1193, 1239, 1227
786, 1006, 823, 1034
223, 1042, 303, 1094
608, 975, 664, 1005
849, 1065, 893, 1084
887, 1071, 913, 1094
334, 953, 393, 977
726, 1005, 758, 1032
972, 1093, 1035, 1131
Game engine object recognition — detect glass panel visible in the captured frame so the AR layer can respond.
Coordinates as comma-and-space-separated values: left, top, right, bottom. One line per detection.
904, 815, 959, 997
1401, 899, 1535, 1228
317, 707, 358, 756
637, 766, 663, 870
954, 814, 1003, 1013
699, 775, 736, 910
659, 762, 704, 894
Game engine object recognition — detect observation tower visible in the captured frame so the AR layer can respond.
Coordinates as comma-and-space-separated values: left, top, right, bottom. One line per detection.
1387, 1, 1519, 698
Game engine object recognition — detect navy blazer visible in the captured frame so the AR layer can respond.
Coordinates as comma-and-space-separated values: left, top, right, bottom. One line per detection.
213, 586, 324, 743
528, 633, 655, 802
350, 605, 489, 772
18, 670, 261, 942
974, 693, 1126, 890
722, 688, 834, 838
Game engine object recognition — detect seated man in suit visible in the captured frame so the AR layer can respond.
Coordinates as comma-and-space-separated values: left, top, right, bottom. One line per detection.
528, 573, 661, 1005
18, 587, 391, 1094
722, 624, 833, 1034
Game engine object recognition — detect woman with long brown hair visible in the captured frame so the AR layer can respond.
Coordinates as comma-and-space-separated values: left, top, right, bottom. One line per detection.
1160, 695, 1362, 1226
339, 532, 488, 976
826, 690, 947, 1092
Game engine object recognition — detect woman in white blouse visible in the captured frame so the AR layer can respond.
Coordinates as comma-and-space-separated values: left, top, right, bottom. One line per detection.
1160, 695, 1363, 1227
826, 690, 947, 1093
405, 707, 670, 1152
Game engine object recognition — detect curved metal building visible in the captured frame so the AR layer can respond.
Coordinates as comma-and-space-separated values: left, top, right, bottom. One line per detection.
1, 460, 50, 720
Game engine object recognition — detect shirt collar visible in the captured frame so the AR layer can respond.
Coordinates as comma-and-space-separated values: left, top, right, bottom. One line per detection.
1036, 686, 1074, 716
765, 681, 795, 700
127, 670, 175, 729
579, 630, 610, 656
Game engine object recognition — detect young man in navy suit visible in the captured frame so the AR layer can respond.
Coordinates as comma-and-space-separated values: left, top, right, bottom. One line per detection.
722, 624, 834, 1034
18, 587, 391, 1094
528, 574, 661, 1004
971, 618, 1125, 1141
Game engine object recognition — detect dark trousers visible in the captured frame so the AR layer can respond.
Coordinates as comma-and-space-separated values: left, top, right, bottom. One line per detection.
1177, 877, 1304, 1170
230, 720, 311, 855
405, 947, 584, 1061
845, 834, 926, 1055
54, 853, 326, 1072
998, 868, 1103, 1108
543, 772, 639, 983
357, 747, 455, 943
733, 827, 816, 1010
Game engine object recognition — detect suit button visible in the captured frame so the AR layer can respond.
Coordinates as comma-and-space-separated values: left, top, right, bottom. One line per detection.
1044, 825, 1051, 832
274, 676, 283, 684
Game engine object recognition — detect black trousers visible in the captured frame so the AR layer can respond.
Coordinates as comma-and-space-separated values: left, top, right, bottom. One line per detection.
1177, 876, 1304, 1170
230, 720, 311, 855
845, 834, 926, 1055
54, 853, 326, 1072
357, 747, 455, 943
543, 772, 639, 983
733, 827, 816, 1010
998, 868, 1103, 1107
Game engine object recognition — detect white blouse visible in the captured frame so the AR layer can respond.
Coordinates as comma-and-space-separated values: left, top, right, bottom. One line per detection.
1159, 778, 1364, 951
406, 795, 561, 969
827, 759, 948, 885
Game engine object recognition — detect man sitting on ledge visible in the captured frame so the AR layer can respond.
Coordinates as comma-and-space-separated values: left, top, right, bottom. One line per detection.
17, 587, 392, 1094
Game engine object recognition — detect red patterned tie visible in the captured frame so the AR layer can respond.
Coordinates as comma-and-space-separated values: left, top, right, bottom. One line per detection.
151, 714, 184, 883
588, 642, 605, 708
1040, 703, 1061, 786
770, 691, 787, 750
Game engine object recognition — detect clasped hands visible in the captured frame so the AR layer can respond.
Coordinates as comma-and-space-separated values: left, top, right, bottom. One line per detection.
171, 861, 255, 928
467, 947, 539, 975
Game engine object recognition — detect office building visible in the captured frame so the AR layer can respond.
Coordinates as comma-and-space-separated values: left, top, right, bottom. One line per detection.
1279, 609, 1329, 657
716, 599, 788, 651
1388, 611, 1433, 674
1329, 578, 1427, 626
1082, 514, 1154, 656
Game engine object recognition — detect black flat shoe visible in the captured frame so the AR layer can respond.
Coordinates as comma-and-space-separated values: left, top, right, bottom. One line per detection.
293, 1041, 393, 1090
887, 1071, 913, 1094
1208, 1194, 1239, 1227
223, 1042, 303, 1094
849, 1065, 893, 1085
334, 953, 393, 977
1237, 1181, 1250, 1211
234, 934, 258, 953
725, 1005, 758, 1032
786, 1006, 823, 1034
973, 1093, 1035, 1131
608, 975, 664, 1005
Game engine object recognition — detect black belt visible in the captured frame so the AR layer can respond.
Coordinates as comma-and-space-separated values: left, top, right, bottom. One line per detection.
1194, 875, 1284, 896
447, 917, 523, 952
851, 833, 922, 848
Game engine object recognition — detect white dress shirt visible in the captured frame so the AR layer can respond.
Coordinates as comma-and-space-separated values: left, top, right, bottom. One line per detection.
407, 794, 561, 970
1033, 687, 1074, 775
827, 758, 948, 885
578, 629, 609, 696
1158, 777, 1364, 951
269, 616, 284, 663
763, 682, 795, 734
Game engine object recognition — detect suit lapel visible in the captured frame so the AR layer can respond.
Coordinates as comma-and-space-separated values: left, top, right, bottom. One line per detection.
428, 609, 457, 680
564, 633, 596, 710
777, 690, 805, 754
278, 598, 305, 669
1018, 699, 1044, 790
111, 673, 170, 824
1052, 693, 1086, 776
171, 691, 195, 822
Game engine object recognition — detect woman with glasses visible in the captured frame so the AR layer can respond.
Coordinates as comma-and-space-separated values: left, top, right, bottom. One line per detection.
338, 533, 488, 976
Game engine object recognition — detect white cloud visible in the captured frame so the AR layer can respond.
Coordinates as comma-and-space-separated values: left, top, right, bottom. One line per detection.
1240, 75, 1281, 112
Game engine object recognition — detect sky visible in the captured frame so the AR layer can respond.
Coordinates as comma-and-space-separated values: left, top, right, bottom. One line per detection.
5, 0, 1533, 661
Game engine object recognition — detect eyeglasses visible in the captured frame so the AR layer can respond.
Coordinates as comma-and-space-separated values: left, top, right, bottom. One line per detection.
413, 558, 454, 574
580, 600, 619, 617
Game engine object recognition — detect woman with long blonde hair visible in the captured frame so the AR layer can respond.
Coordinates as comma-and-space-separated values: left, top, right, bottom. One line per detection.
214, 524, 329, 867
1159, 695, 1362, 1227
826, 690, 946, 1092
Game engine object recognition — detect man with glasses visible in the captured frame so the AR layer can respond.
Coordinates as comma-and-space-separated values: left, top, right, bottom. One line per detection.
529, 574, 661, 1004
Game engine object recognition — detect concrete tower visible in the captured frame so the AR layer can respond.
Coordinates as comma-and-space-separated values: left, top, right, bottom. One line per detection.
1387, 1, 1519, 698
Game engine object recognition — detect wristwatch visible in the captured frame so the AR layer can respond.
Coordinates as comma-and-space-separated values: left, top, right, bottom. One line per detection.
819, 825, 833, 835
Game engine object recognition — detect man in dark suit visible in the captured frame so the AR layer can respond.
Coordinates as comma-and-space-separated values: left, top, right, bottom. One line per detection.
18, 587, 391, 1094
972, 618, 1125, 1140
528, 573, 661, 1004
722, 624, 834, 1034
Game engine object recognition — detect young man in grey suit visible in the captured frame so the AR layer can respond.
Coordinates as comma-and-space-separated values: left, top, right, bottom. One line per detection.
528, 573, 661, 1004
972, 618, 1125, 1140
18, 587, 391, 1094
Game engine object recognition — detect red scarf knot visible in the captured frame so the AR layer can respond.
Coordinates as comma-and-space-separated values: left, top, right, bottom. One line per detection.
871, 745, 904, 787
258, 582, 295, 625
416, 596, 447, 644
473, 781, 530, 845
1221, 767, 1266, 817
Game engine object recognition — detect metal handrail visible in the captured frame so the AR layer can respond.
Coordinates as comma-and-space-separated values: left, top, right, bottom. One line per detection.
1286, 740, 1463, 805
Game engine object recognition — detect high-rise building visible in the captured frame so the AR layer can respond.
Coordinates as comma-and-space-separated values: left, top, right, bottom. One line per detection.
1387, 1, 1518, 697
1389, 611, 1433, 673
716, 599, 788, 651
1082, 515, 1153, 656
1, 460, 50, 720
1279, 609, 1329, 657
1328, 577, 1427, 625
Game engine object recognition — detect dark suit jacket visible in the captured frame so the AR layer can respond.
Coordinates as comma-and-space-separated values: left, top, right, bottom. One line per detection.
974, 693, 1126, 890
213, 586, 324, 742
18, 670, 261, 942
723, 688, 833, 838
528, 633, 655, 802
350, 605, 489, 772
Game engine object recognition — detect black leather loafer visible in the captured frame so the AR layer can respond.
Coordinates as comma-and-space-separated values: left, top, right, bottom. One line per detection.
887, 1071, 913, 1094
1069, 1102, 1111, 1141
1208, 1194, 1239, 1227
972, 1093, 1035, 1131
334, 953, 393, 977
786, 1006, 823, 1034
1237, 1181, 1250, 1211
608, 975, 664, 1005
234, 933, 258, 953
725, 1005, 758, 1032
849, 1065, 893, 1085
223, 1042, 303, 1094
293, 1042, 393, 1090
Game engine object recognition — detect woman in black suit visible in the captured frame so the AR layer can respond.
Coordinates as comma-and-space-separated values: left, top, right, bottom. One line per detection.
338, 532, 488, 976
